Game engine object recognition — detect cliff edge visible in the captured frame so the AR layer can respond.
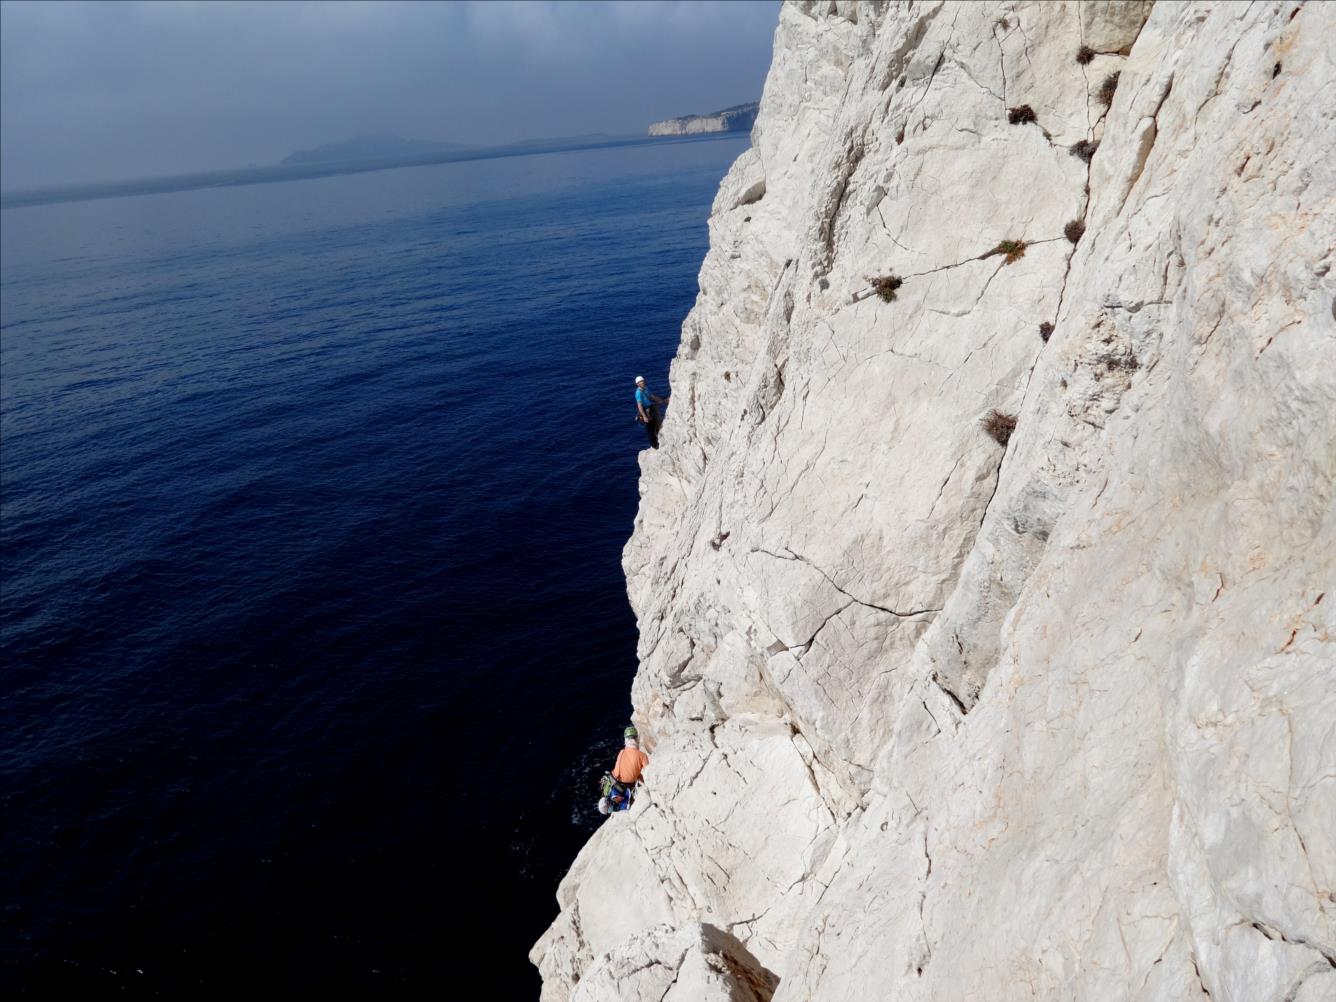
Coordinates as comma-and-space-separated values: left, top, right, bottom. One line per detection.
537, 3, 1336, 1000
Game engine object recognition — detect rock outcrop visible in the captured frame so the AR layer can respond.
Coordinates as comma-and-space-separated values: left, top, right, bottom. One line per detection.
649, 102, 761, 137
537, 3, 1336, 1001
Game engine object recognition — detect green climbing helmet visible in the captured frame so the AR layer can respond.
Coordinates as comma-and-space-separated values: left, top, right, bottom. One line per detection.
624, 725, 639, 740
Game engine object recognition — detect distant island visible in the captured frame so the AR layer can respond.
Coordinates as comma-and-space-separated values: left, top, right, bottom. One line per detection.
282, 133, 468, 165
647, 101, 759, 137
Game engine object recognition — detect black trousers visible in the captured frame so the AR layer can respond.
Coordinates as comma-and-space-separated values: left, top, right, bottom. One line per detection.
642, 406, 660, 449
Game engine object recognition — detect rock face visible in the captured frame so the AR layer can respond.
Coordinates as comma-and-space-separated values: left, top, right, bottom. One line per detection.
536, 3, 1336, 1001
649, 102, 761, 137
569, 924, 779, 1002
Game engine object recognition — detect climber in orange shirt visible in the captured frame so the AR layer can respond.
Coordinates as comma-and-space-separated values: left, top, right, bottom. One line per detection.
612, 727, 649, 784
599, 726, 649, 814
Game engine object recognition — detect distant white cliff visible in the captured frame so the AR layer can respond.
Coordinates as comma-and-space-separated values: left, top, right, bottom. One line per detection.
648, 102, 759, 137
538, 3, 1336, 1001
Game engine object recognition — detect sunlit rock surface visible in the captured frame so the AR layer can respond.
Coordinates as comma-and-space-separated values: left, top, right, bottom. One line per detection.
537, 3, 1336, 1000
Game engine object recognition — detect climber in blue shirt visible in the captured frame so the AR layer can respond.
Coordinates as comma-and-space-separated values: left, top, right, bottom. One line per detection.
634, 375, 669, 450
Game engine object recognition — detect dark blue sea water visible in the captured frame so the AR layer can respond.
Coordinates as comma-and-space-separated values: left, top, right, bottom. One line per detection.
0, 134, 747, 996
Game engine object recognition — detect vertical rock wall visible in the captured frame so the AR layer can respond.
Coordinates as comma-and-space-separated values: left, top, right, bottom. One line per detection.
534, 3, 1336, 1000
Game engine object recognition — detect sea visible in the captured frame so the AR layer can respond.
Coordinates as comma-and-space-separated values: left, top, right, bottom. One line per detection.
0, 132, 749, 997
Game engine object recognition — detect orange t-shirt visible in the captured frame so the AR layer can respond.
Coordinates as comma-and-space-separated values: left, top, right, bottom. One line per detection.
612, 747, 649, 784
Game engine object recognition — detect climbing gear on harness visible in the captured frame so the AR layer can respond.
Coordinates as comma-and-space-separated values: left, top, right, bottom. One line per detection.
598, 771, 636, 813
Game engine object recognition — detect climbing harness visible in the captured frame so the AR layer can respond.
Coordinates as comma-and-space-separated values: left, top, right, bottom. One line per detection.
598, 772, 638, 815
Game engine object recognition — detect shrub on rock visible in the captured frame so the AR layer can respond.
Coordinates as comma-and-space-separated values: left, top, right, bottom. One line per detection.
871, 274, 904, 302
1098, 71, 1121, 106
989, 239, 1027, 264
1070, 139, 1099, 162
982, 409, 1018, 446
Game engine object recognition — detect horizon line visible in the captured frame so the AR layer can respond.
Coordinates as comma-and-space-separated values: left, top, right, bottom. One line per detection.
1, 130, 752, 211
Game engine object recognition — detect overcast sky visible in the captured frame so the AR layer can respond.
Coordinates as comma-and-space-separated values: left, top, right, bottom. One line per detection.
0, 0, 778, 190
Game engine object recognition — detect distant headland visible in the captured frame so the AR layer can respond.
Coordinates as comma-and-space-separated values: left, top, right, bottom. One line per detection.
281, 133, 469, 165
647, 101, 759, 137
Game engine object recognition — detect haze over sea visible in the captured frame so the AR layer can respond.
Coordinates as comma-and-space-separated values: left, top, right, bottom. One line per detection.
1, 133, 748, 996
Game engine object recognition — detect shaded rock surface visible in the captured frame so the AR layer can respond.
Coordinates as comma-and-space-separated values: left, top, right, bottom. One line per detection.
538, 2, 1336, 1000
570, 923, 778, 1002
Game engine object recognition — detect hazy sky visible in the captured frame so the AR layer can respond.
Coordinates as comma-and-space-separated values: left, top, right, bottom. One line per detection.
0, 0, 778, 190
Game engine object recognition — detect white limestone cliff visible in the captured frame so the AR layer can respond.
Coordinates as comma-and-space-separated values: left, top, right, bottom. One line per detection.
649, 102, 761, 137
535, 2, 1336, 1000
